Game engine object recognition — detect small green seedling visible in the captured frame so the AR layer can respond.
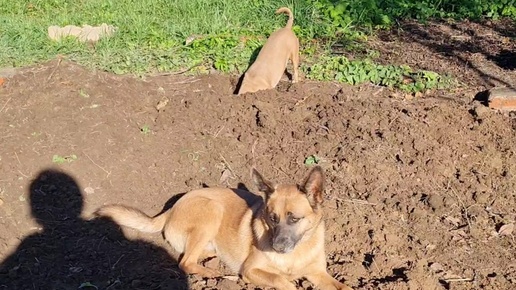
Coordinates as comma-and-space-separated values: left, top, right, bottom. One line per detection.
140, 125, 151, 134
52, 154, 78, 164
304, 155, 320, 165
79, 89, 90, 98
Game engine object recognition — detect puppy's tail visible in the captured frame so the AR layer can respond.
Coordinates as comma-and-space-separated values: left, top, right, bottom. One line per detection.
95, 205, 168, 233
276, 7, 294, 29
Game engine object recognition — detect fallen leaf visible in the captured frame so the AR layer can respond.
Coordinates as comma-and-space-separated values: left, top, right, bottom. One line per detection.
498, 223, 514, 236
219, 169, 235, 186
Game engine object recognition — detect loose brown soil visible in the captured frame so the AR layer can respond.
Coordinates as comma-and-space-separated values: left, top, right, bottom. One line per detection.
1, 19, 515, 290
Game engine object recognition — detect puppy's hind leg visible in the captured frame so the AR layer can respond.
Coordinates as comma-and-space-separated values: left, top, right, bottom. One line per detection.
290, 47, 300, 83
178, 201, 223, 278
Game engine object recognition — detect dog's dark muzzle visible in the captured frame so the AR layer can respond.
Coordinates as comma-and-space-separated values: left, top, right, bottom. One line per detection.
271, 227, 301, 254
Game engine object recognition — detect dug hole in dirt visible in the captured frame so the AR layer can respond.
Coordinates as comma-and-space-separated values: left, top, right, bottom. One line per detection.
1, 20, 516, 290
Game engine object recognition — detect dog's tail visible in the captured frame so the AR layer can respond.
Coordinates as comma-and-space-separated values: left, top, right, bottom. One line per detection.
95, 205, 168, 233
276, 7, 294, 29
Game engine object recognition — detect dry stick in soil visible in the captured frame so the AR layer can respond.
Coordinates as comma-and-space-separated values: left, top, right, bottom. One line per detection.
0, 97, 12, 113
447, 181, 472, 230
149, 62, 202, 77
83, 150, 111, 178
47, 57, 63, 81
443, 276, 475, 283
342, 198, 377, 206
219, 153, 238, 180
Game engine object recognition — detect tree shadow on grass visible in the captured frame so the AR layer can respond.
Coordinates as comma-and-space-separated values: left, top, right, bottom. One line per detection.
0, 169, 188, 290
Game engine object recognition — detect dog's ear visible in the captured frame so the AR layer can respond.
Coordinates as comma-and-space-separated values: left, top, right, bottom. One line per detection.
301, 166, 325, 208
252, 168, 274, 196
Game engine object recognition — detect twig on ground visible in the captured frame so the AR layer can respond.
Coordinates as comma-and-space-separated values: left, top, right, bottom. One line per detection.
14, 151, 22, 165
443, 277, 474, 282
174, 77, 201, 84
150, 63, 202, 77
447, 181, 472, 230
0, 97, 12, 113
83, 150, 111, 178
47, 57, 62, 81
220, 154, 238, 179
251, 138, 259, 168
111, 254, 125, 270
340, 198, 377, 206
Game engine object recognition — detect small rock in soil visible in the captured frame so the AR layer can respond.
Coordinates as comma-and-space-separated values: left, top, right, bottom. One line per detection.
217, 278, 241, 290
472, 191, 490, 203
206, 278, 217, 287
427, 194, 444, 211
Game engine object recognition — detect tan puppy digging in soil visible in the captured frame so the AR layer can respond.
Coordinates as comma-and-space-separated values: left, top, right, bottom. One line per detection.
96, 166, 353, 290
237, 7, 300, 95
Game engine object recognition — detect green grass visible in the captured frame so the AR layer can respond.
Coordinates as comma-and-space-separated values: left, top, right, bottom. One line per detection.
4, 0, 507, 92
0, 0, 314, 74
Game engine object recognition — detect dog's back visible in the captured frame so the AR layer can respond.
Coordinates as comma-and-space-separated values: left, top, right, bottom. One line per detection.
237, 7, 299, 94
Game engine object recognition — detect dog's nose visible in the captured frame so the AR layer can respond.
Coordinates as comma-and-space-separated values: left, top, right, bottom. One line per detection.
272, 243, 288, 253
272, 236, 293, 253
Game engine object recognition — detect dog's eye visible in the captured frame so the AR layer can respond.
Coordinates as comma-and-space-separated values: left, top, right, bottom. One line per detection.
269, 213, 279, 224
289, 216, 301, 223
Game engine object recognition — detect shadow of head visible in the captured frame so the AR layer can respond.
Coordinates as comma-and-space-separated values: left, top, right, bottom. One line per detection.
29, 169, 83, 225
474, 90, 490, 106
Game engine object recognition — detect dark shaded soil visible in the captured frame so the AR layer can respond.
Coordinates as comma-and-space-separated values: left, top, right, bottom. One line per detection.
1, 19, 515, 290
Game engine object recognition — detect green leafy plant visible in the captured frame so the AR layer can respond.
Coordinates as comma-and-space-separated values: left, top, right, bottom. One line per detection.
304, 155, 320, 165
303, 56, 453, 92
52, 154, 78, 164
140, 125, 151, 134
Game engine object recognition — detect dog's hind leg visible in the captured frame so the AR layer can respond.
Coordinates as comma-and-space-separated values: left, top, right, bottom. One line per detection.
178, 200, 223, 278
290, 47, 299, 83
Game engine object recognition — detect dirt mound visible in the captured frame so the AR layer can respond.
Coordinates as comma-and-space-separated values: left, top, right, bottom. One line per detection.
0, 59, 514, 289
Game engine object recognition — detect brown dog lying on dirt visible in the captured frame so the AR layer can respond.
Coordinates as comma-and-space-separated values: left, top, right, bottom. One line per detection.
96, 166, 353, 290
237, 7, 300, 95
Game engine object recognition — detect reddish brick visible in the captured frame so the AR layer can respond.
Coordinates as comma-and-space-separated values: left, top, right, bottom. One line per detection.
488, 87, 516, 111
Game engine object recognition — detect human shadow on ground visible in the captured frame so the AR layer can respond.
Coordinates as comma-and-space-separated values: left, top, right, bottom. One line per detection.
0, 169, 188, 290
